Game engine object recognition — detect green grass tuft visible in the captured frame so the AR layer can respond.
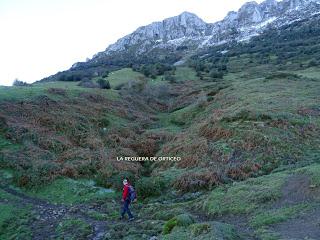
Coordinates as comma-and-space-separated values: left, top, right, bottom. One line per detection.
250, 204, 310, 228
205, 172, 287, 215
28, 178, 115, 204
174, 67, 199, 81
105, 68, 145, 89
163, 214, 194, 234
56, 218, 92, 240
0, 204, 32, 240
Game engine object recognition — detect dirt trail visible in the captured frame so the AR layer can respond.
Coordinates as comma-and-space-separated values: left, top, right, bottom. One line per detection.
278, 174, 318, 206
270, 174, 320, 239
272, 207, 320, 240
1, 186, 109, 240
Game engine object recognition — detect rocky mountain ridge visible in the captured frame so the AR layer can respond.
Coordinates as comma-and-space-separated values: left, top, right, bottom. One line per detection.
87, 0, 320, 62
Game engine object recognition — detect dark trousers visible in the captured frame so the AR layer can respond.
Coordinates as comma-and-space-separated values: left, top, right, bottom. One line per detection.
121, 199, 133, 219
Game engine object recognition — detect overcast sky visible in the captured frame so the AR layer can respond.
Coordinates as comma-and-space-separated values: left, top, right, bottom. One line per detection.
0, 0, 264, 86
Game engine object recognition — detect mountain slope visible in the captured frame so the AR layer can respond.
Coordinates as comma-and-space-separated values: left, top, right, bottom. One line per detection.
41, 0, 320, 83
93, 0, 320, 56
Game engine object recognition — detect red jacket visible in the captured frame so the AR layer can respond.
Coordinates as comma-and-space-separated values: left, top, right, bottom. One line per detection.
122, 183, 130, 201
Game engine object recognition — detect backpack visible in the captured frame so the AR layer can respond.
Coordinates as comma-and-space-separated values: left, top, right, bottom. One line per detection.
128, 185, 137, 202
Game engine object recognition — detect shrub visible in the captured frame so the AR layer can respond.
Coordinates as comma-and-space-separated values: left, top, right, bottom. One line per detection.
209, 70, 223, 79
218, 64, 228, 72
173, 171, 220, 192
13, 162, 61, 189
107, 171, 136, 191
97, 78, 111, 89
139, 63, 175, 78
163, 214, 195, 234
136, 176, 166, 199
58, 73, 82, 82
162, 217, 178, 235
175, 214, 195, 226
190, 223, 211, 236
130, 139, 158, 156
96, 116, 110, 128
142, 84, 170, 100
95, 167, 114, 188
76, 162, 98, 176
102, 71, 109, 78
164, 71, 176, 82
56, 218, 92, 239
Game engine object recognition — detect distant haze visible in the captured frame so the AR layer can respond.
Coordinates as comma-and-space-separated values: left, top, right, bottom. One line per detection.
0, 0, 264, 86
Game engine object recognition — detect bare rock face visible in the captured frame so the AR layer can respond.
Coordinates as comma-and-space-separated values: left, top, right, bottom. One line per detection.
81, 0, 320, 66
237, 1, 263, 25
106, 12, 208, 53
280, 0, 308, 10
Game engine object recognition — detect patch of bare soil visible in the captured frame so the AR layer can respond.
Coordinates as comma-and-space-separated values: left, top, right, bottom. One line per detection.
271, 174, 320, 239
272, 207, 320, 240
277, 174, 319, 207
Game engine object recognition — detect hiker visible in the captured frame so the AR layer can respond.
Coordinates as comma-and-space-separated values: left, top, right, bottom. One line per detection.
120, 177, 136, 221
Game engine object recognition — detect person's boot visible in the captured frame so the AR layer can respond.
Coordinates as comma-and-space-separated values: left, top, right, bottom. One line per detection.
128, 217, 135, 221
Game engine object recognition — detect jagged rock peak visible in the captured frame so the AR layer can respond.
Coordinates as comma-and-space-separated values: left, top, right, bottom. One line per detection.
88, 0, 320, 61
159, 11, 207, 32
237, 1, 263, 24
106, 11, 208, 53
174, 11, 205, 22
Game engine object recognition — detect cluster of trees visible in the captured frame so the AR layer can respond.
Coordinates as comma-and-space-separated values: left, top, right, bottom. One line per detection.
70, 45, 182, 75
187, 15, 320, 79
56, 69, 110, 82
36, 64, 115, 84
224, 16, 320, 68
188, 57, 228, 80
38, 47, 182, 84
164, 71, 176, 82
13, 79, 30, 86
134, 63, 176, 79
97, 78, 111, 89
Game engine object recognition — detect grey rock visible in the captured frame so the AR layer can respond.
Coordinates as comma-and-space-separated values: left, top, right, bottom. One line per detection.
98, 0, 319, 55
70, 0, 320, 70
